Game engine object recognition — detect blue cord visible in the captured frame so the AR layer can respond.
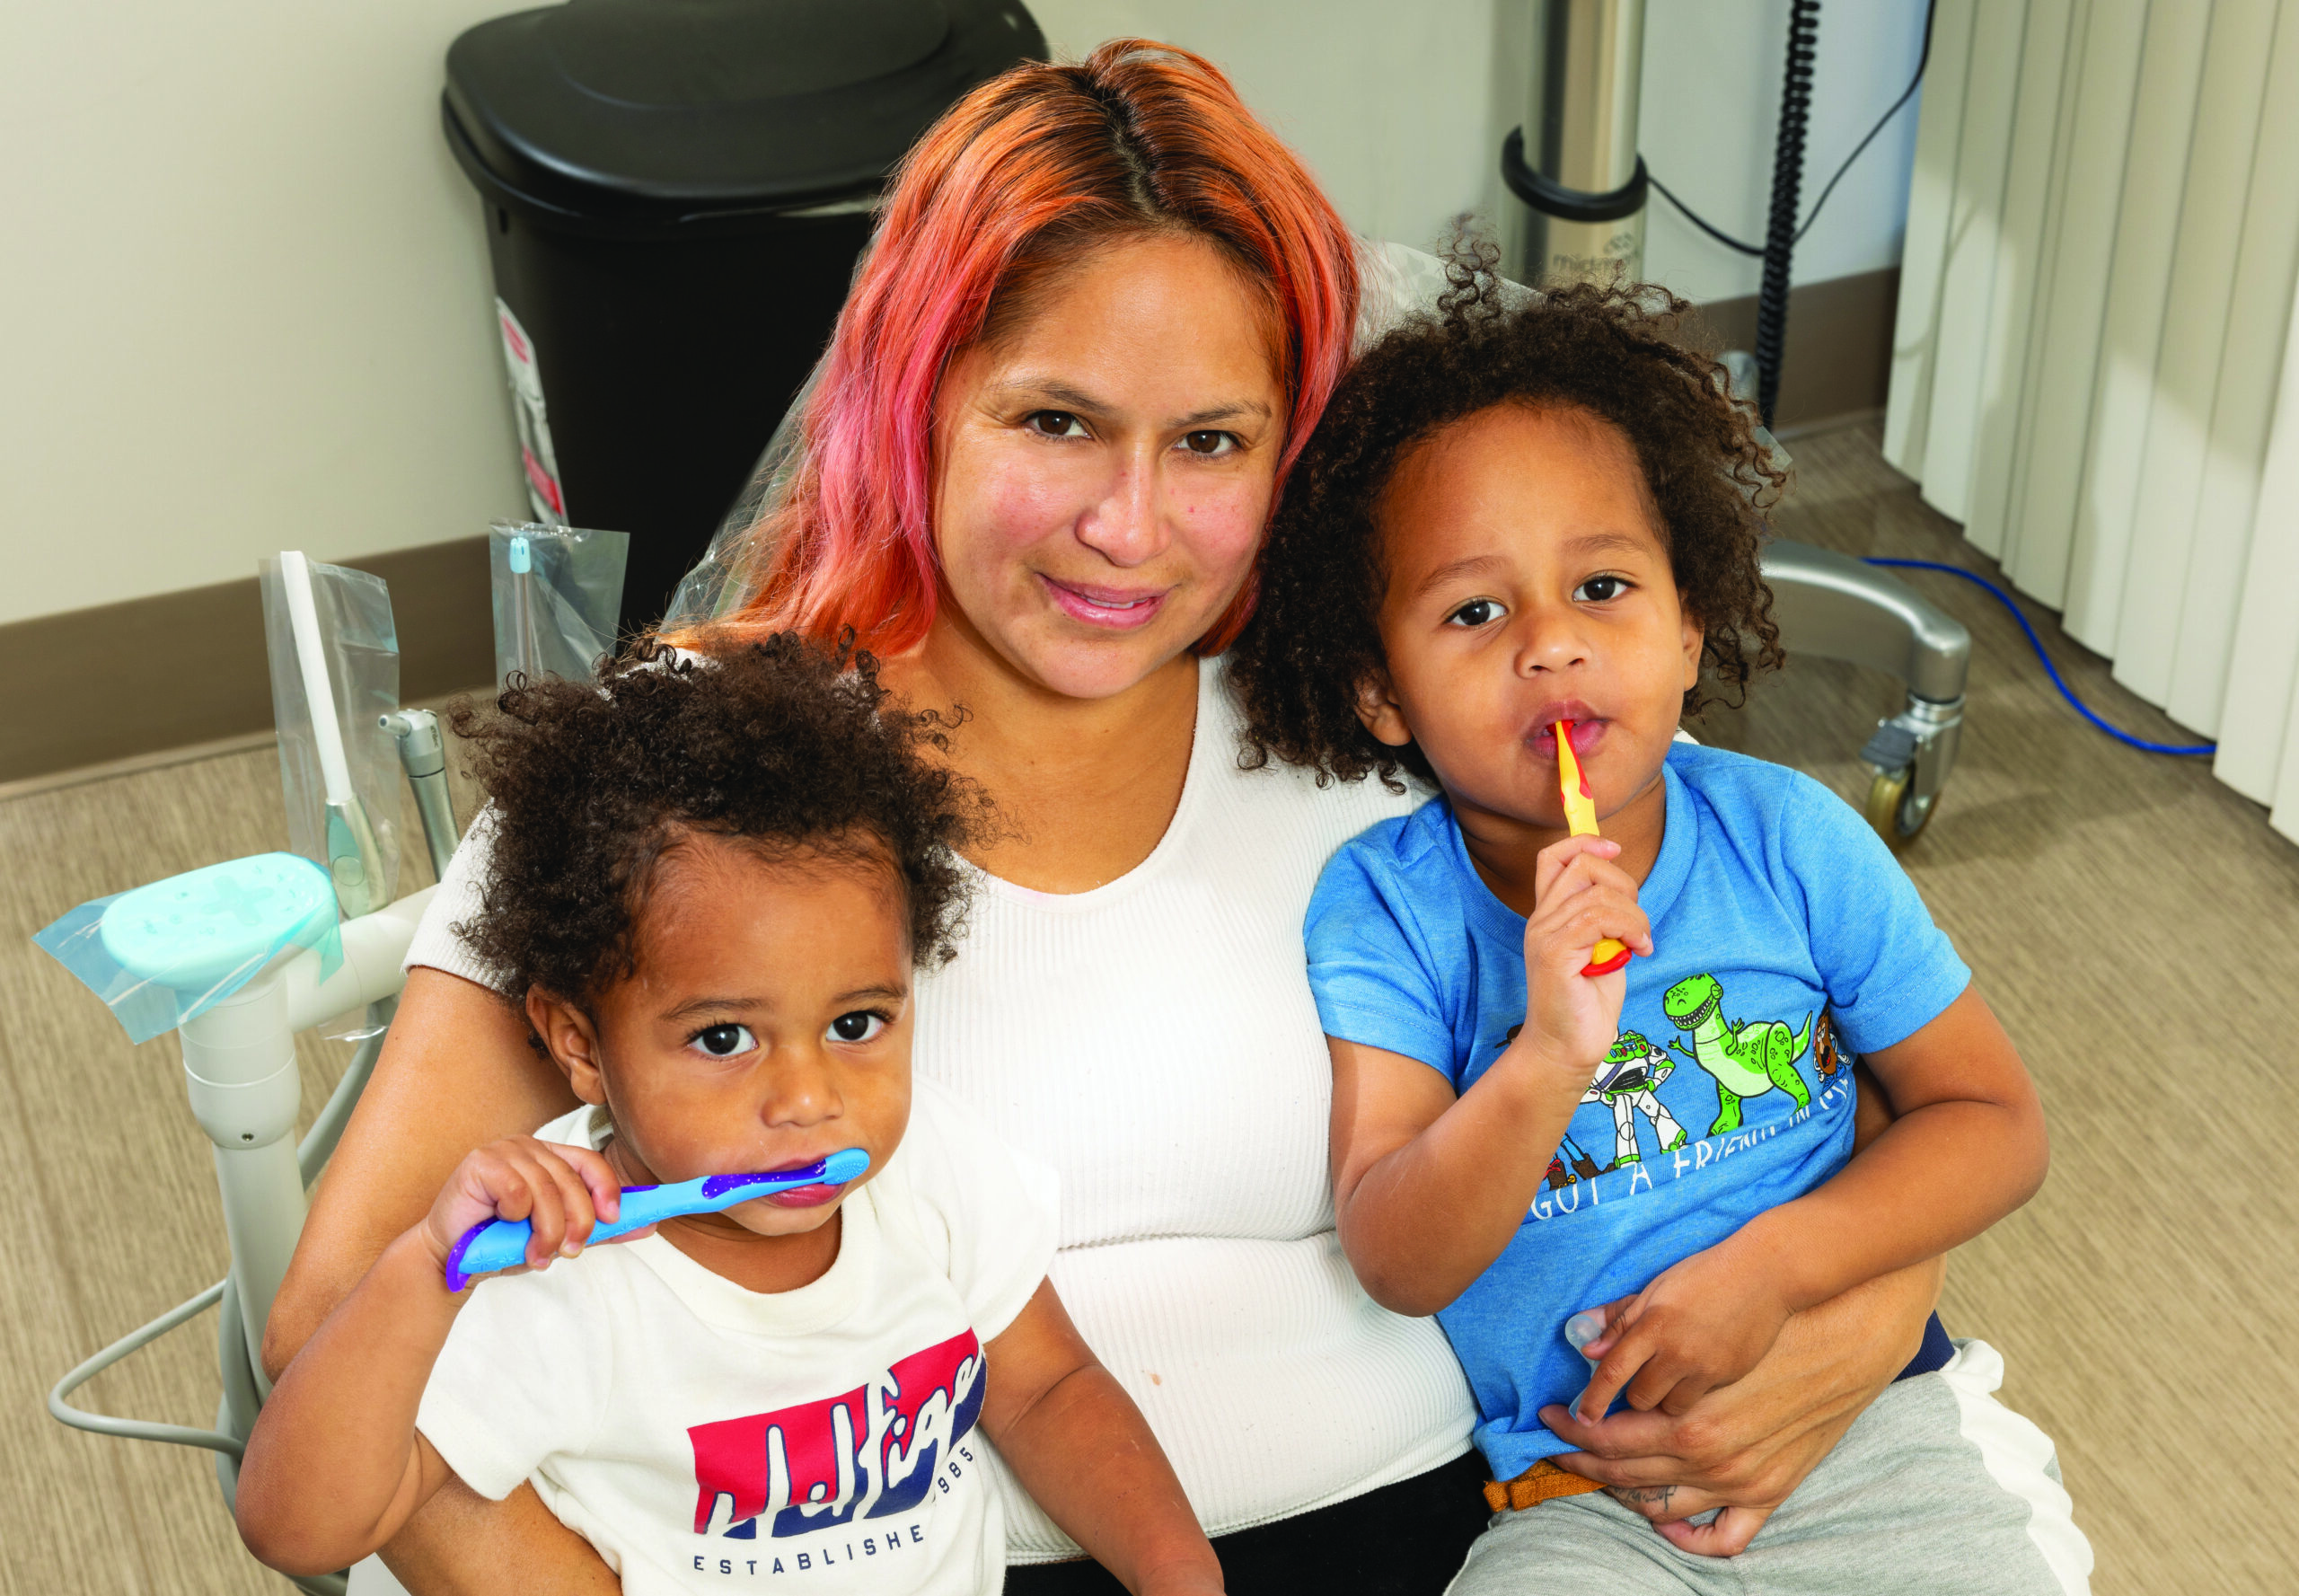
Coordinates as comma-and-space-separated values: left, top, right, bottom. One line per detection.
1861, 559, 2217, 756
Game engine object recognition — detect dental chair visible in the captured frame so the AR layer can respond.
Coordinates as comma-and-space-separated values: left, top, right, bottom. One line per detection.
40, 547, 1967, 1596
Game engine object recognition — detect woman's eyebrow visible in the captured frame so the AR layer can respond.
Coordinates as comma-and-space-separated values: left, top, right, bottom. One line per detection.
985, 377, 1272, 429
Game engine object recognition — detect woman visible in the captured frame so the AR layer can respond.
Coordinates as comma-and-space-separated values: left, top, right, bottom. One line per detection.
269, 41, 1945, 1594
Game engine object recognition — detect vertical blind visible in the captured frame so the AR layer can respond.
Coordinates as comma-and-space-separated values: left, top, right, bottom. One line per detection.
1885, 0, 2299, 843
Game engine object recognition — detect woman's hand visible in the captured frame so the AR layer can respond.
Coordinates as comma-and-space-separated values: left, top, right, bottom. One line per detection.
1539, 1256, 1941, 1557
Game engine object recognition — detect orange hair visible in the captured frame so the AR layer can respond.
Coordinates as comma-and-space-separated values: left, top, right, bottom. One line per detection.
705, 40, 1360, 657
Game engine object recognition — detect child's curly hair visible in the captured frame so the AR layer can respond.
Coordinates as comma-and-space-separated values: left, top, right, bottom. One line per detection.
448, 634, 982, 1010
1229, 260, 1787, 789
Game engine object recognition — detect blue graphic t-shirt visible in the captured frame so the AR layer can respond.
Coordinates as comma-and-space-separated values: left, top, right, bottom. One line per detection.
1305, 743, 1969, 1480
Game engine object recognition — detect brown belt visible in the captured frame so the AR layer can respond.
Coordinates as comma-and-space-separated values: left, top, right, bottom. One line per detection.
1483, 1459, 1609, 1512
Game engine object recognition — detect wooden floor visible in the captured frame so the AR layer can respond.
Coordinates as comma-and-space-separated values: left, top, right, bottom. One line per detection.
3, 419, 2294, 1592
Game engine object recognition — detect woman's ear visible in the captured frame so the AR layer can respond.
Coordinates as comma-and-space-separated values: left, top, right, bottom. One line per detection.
525, 987, 608, 1107
1353, 668, 1415, 748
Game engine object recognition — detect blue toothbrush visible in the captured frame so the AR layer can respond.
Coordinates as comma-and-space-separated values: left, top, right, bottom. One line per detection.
443, 1150, 871, 1292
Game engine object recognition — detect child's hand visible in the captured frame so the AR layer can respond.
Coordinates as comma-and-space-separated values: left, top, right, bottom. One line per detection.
1514, 834, 1653, 1078
1567, 1239, 1792, 1422
417, 1137, 634, 1275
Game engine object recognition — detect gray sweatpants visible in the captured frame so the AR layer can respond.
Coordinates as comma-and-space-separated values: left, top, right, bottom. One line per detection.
1444, 1341, 2093, 1596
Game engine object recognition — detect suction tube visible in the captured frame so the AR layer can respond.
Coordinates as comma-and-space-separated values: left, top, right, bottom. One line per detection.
1755, 0, 1820, 427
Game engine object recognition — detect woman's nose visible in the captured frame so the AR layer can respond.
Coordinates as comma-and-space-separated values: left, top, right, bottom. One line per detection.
1072, 454, 1170, 568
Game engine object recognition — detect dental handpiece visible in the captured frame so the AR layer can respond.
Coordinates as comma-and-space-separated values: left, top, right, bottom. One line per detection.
443, 1149, 871, 1292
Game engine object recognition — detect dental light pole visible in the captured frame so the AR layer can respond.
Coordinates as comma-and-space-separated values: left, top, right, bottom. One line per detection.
1502, 0, 1649, 287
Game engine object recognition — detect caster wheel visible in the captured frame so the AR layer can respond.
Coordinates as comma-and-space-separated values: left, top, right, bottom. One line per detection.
1863, 765, 1936, 851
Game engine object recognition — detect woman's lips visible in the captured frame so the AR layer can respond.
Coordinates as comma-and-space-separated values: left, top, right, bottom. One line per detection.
1038, 574, 1167, 630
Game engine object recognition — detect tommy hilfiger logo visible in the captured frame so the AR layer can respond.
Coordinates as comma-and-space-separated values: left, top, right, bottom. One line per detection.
688, 1329, 984, 1541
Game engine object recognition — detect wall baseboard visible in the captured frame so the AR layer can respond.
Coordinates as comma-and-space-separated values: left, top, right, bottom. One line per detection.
0, 536, 494, 786
1692, 266, 1900, 430
2, 271, 1899, 788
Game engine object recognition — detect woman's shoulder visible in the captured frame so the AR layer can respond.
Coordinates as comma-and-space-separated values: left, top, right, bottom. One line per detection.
1202, 658, 1423, 843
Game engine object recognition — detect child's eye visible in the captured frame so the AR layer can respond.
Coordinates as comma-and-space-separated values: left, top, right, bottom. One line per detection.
1026, 410, 1089, 439
827, 1010, 887, 1044
689, 1023, 756, 1059
1445, 598, 1506, 628
1176, 429, 1238, 456
1573, 574, 1630, 603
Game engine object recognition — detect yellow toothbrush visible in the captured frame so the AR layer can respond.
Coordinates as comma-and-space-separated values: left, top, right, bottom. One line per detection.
1555, 721, 1633, 976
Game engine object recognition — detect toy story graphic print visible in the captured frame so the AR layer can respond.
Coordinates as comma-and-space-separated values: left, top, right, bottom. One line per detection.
1510, 991, 1854, 1219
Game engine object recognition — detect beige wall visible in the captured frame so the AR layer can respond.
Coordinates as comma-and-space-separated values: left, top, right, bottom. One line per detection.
0, 0, 526, 628
0, 0, 1924, 630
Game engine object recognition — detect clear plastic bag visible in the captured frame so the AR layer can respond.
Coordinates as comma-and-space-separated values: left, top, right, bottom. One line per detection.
260, 553, 401, 1038
33, 854, 342, 1045
490, 522, 630, 683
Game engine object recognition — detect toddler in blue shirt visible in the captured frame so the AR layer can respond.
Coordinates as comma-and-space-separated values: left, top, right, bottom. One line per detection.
1228, 265, 2092, 1593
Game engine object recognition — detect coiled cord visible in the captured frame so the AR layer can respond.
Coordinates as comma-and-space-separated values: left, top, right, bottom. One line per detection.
1756, 0, 1821, 426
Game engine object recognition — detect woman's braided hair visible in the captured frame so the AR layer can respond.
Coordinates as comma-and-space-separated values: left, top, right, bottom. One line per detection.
1229, 253, 1788, 789
448, 634, 982, 1011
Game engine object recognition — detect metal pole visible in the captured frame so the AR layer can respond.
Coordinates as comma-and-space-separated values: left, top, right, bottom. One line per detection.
1503, 0, 1649, 287
179, 970, 307, 1397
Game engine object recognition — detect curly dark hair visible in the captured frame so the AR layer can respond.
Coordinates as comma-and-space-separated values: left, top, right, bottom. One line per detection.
447, 634, 982, 1011
1229, 258, 1787, 789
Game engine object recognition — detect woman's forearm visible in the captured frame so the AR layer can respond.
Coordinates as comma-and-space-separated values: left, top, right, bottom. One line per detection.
237, 1232, 463, 1574
266, 967, 575, 1380
380, 1478, 622, 1595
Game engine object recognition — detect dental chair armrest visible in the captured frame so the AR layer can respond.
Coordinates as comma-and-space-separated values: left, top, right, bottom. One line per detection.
285, 887, 437, 1035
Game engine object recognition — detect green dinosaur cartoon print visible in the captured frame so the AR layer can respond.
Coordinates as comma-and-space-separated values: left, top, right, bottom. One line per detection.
1662, 973, 1812, 1136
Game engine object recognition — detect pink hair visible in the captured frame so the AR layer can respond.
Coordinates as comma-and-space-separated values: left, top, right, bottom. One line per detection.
705, 40, 1360, 657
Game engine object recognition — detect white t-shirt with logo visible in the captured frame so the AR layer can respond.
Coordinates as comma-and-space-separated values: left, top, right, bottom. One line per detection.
414, 1079, 1060, 1595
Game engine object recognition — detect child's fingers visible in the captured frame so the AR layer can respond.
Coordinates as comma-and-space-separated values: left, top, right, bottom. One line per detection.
1537, 895, 1652, 977
538, 1141, 624, 1226
530, 1144, 603, 1259
504, 1145, 572, 1267
1573, 1321, 1655, 1422
1532, 833, 1621, 903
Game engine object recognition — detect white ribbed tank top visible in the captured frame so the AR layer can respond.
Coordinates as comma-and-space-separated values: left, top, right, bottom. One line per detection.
403, 658, 1475, 1560
911, 661, 1473, 1557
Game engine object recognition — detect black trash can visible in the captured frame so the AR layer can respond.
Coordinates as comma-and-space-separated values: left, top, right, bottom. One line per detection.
445, 0, 1046, 634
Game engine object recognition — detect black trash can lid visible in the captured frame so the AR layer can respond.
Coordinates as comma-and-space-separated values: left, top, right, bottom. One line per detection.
445, 0, 1044, 234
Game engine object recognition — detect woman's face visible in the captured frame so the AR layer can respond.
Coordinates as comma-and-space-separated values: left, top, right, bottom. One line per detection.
930, 233, 1288, 701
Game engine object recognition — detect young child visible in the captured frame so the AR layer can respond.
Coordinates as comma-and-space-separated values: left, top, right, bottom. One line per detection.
235, 637, 1224, 1595
1229, 274, 2092, 1592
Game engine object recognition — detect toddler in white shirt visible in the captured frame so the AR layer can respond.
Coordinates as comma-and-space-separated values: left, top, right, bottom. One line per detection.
235, 636, 1223, 1596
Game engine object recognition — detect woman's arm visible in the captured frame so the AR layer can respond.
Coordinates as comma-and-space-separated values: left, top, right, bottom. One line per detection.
981, 1281, 1224, 1595
1539, 1253, 1942, 1555
263, 966, 599, 1591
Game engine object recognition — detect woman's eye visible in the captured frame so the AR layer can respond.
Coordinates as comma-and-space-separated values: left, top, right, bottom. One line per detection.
827, 1011, 886, 1044
1026, 410, 1088, 438
1446, 598, 1505, 628
1574, 574, 1629, 603
689, 1023, 756, 1059
1178, 429, 1238, 456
